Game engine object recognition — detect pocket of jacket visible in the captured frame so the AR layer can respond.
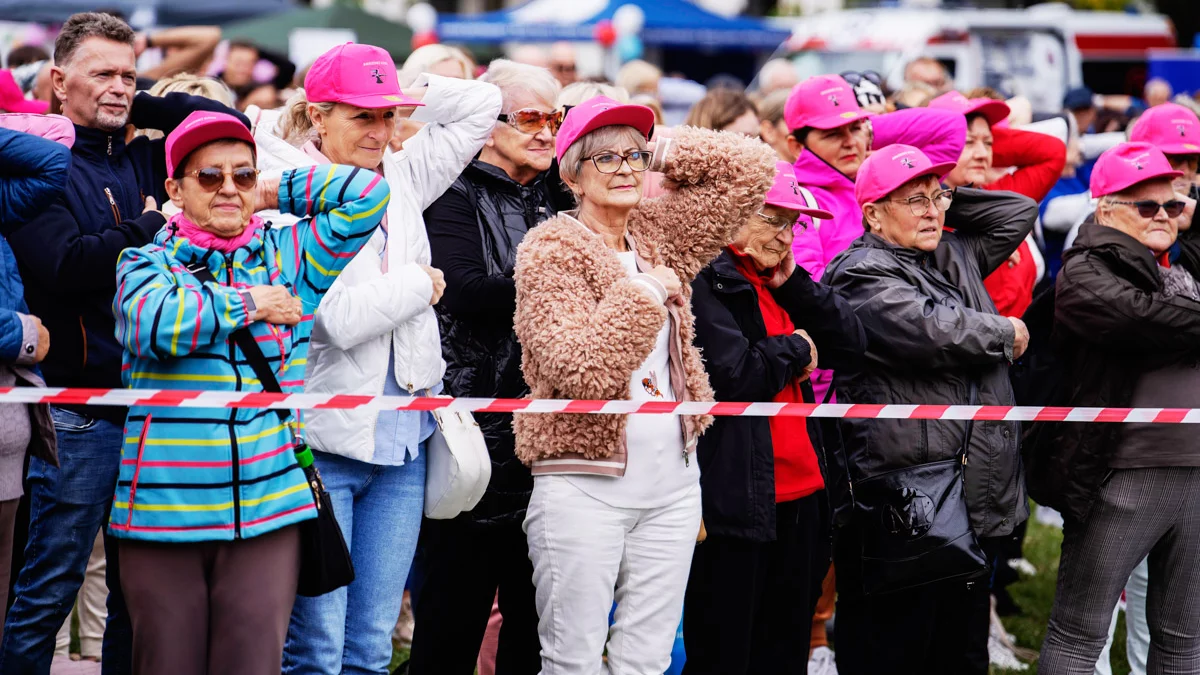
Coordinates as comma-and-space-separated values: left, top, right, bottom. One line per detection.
50, 407, 98, 432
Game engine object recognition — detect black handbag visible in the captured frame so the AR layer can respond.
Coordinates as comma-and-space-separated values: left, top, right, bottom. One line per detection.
830, 381, 989, 596
189, 266, 355, 597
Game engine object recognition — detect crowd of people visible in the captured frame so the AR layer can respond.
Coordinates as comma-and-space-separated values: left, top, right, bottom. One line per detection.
0, 9, 1198, 675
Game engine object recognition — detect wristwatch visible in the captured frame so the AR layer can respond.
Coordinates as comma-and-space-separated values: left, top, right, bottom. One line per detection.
239, 291, 258, 318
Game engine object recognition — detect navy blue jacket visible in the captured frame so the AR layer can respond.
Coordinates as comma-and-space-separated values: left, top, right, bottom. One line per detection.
5, 93, 248, 422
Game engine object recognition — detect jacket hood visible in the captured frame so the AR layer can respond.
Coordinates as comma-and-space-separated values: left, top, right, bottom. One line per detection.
1068, 218, 1162, 290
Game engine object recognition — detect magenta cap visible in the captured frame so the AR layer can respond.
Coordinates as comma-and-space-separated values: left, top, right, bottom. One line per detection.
928, 91, 1010, 128
1130, 103, 1200, 156
555, 95, 655, 164
304, 43, 422, 109
166, 111, 255, 177
765, 161, 833, 218
0, 70, 47, 114
1089, 142, 1184, 198
854, 144, 958, 207
784, 74, 873, 132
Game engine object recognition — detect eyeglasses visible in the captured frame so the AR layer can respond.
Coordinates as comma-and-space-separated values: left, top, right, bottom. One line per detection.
498, 108, 563, 135
587, 150, 652, 174
182, 167, 259, 192
755, 211, 800, 231
840, 70, 883, 88
1109, 199, 1186, 219
889, 189, 955, 217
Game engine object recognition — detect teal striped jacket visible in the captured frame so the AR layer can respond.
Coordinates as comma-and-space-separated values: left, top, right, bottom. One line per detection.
110, 165, 389, 543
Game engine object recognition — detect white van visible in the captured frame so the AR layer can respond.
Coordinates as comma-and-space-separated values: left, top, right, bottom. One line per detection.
768, 3, 1175, 112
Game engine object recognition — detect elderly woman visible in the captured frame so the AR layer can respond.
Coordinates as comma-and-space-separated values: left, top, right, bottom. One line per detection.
683, 162, 865, 675
822, 144, 1036, 675
407, 58, 560, 675
110, 111, 389, 674
1033, 143, 1200, 674
246, 42, 503, 675
513, 96, 775, 672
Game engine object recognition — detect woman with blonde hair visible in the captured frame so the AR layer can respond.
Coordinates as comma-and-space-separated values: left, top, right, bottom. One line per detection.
398, 44, 475, 86
135, 73, 235, 140
685, 87, 760, 137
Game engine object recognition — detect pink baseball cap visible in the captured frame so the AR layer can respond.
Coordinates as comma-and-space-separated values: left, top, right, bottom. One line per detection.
1089, 142, 1183, 198
304, 43, 422, 109
764, 161, 833, 218
166, 111, 255, 177
0, 70, 47, 114
854, 144, 958, 207
1130, 103, 1200, 156
784, 75, 873, 132
928, 91, 1010, 128
555, 96, 655, 164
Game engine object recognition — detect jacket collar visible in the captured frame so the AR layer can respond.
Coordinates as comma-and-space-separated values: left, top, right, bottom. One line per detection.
157, 216, 266, 266
1070, 218, 1162, 289
467, 159, 547, 192
709, 249, 755, 293
72, 123, 125, 161
856, 231, 935, 265
793, 150, 854, 192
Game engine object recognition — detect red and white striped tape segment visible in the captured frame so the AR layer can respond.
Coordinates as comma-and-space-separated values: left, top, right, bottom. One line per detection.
6, 387, 1200, 423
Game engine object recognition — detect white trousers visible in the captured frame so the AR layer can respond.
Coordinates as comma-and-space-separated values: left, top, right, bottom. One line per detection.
1095, 557, 1151, 675
524, 477, 700, 675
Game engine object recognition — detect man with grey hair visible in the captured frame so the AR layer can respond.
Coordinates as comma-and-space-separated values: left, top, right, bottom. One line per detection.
755, 58, 798, 96
1144, 77, 1173, 109
0, 12, 247, 673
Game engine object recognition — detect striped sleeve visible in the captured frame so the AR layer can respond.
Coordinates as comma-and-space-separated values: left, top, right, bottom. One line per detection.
113, 246, 251, 361
277, 164, 391, 306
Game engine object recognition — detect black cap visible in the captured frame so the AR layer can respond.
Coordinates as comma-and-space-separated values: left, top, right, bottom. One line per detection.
1063, 86, 1095, 111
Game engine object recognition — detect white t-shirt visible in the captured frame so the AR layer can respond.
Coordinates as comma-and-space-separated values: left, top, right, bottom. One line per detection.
554, 250, 699, 508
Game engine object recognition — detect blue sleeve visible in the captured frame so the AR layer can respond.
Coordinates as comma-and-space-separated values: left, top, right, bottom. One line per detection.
0, 309, 22, 363
0, 129, 71, 231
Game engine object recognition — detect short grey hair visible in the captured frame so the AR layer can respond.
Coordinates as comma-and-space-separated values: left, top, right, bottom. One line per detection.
560, 125, 647, 185
54, 12, 135, 67
479, 59, 560, 113
556, 81, 629, 109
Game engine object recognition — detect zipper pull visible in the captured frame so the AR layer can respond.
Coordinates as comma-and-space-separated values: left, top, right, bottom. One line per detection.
107, 136, 113, 155
104, 187, 116, 206
683, 451, 690, 467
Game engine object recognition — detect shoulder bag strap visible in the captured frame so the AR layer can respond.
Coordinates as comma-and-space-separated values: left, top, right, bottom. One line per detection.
959, 379, 980, 465
797, 186, 824, 231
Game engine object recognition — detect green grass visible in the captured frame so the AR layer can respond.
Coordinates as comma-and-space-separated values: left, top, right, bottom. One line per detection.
994, 518, 1130, 675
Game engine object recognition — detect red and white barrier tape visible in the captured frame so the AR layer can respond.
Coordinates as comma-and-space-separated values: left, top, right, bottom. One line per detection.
6, 387, 1200, 423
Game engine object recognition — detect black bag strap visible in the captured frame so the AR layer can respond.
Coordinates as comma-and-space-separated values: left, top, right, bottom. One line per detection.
959, 379, 979, 464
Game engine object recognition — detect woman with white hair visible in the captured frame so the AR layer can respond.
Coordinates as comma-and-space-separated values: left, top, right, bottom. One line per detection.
398, 43, 475, 86
407, 58, 562, 675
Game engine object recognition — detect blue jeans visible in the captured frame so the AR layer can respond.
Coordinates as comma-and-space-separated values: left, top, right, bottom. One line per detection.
283, 447, 426, 675
0, 408, 131, 674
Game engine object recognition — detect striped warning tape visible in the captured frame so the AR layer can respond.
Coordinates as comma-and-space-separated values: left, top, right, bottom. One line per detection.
6, 387, 1200, 423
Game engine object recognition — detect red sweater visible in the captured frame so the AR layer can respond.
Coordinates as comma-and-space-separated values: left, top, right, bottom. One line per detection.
981, 126, 1067, 318
731, 250, 824, 502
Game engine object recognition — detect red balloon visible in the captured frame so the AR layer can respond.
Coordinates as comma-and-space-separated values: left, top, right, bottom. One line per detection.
412, 31, 439, 50
593, 19, 617, 48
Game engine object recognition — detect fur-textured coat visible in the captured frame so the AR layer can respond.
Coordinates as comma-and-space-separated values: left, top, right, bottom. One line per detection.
512, 127, 776, 472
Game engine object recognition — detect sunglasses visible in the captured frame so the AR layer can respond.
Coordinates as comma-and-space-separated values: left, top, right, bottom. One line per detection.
840, 70, 884, 88
587, 150, 652, 174
1109, 199, 1186, 219
498, 108, 564, 135
182, 167, 259, 192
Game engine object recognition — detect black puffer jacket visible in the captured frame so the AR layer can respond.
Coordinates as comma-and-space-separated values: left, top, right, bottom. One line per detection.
823, 188, 1037, 539
424, 159, 558, 525
691, 250, 865, 542
1025, 222, 1200, 525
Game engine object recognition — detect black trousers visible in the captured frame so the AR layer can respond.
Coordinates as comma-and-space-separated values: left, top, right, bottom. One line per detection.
833, 526, 991, 675
408, 516, 541, 675
682, 492, 830, 675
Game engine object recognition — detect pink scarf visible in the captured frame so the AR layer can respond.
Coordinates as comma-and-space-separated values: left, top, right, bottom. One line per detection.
303, 140, 389, 271
170, 212, 263, 254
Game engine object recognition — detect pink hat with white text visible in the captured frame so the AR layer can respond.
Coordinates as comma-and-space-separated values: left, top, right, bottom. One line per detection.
928, 91, 1010, 128
764, 161, 833, 218
1129, 103, 1200, 156
854, 144, 957, 207
304, 43, 422, 109
555, 96, 655, 164
165, 111, 255, 177
784, 74, 873, 132
1089, 142, 1183, 198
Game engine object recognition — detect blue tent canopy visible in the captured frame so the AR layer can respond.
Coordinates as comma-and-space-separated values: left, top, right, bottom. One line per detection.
439, 0, 789, 50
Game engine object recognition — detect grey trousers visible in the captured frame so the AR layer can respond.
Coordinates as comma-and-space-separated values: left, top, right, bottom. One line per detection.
1040, 467, 1200, 675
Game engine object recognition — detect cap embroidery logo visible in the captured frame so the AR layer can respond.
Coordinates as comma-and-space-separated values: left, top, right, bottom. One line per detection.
900, 157, 915, 169
369, 69, 385, 84
1180, 125, 1189, 137
828, 94, 840, 107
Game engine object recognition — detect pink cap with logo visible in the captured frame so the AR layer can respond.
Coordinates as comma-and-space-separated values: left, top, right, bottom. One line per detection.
928, 91, 1010, 128
854, 144, 958, 207
784, 74, 873, 132
166, 111, 255, 177
1129, 103, 1200, 156
1089, 142, 1183, 198
764, 161, 833, 219
304, 43, 422, 109
555, 95, 655, 164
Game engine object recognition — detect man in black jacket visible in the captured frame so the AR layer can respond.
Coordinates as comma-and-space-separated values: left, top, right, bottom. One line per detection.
0, 13, 248, 674
1036, 142, 1200, 672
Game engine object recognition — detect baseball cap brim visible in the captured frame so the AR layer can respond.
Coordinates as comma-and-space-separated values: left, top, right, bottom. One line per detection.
805, 108, 873, 131
1102, 168, 1185, 197
763, 192, 833, 219
966, 99, 1010, 127
1161, 143, 1200, 156
556, 104, 656, 163
2, 97, 48, 114
338, 92, 425, 109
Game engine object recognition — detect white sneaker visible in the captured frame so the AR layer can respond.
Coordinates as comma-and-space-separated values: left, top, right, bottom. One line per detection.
988, 635, 1029, 672
808, 646, 838, 675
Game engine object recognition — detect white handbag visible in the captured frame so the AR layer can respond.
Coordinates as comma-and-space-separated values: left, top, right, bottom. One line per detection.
423, 401, 492, 519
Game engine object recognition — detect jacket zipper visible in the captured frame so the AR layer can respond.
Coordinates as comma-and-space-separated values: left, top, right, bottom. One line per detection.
225, 258, 243, 539
125, 415, 152, 526
104, 188, 121, 226
107, 136, 112, 156
78, 317, 88, 369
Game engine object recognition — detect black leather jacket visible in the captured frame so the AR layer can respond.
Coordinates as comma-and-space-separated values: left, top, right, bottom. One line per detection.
424, 159, 558, 525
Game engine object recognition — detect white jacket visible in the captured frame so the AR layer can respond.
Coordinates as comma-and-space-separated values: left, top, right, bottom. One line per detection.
248, 75, 502, 463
